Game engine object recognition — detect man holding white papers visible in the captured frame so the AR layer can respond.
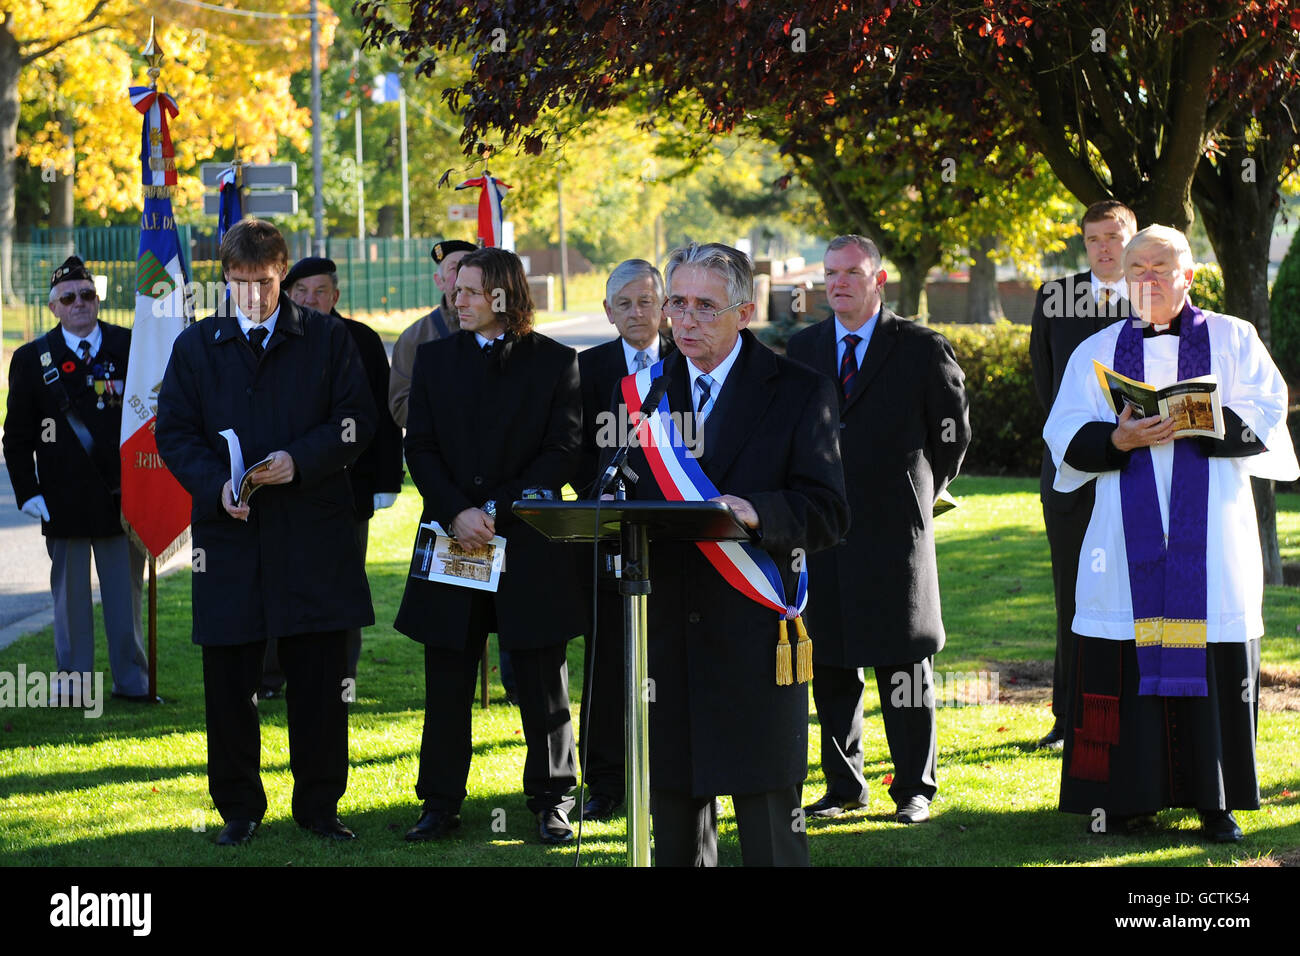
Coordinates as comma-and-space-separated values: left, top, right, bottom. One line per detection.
1043, 225, 1298, 842
394, 247, 585, 846
156, 220, 376, 846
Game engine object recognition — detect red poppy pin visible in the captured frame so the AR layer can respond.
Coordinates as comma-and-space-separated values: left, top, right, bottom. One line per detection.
60, 360, 76, 373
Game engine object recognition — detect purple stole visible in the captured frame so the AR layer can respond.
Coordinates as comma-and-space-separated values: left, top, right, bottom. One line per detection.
1115, 301, 1210, 697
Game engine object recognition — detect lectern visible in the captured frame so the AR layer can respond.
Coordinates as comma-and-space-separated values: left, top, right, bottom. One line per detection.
513, 499, 751, 867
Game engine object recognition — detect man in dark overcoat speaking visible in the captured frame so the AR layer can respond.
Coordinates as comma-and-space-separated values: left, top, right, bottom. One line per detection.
787, 235, 969, 826
156, 219, 376, 846
608, 242, 849, 866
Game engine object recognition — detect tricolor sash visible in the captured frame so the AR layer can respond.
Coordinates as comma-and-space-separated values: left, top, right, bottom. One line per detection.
620, 362, 812, 685
1115, 301, 1210, 697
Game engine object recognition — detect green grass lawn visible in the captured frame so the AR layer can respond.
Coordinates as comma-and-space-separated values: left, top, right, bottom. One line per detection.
1, 476, 1297, 867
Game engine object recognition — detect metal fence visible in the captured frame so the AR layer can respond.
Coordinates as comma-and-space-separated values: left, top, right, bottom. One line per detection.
7, 226, 440, 339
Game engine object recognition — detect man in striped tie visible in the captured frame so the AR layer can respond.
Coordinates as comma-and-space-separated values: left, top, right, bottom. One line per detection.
787, 235, 970, 826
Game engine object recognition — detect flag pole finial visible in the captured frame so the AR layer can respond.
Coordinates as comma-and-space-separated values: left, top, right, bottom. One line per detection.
142, 17, 165, 84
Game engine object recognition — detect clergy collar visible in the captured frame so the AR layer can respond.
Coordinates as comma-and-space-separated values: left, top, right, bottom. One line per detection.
1141, 313, 1182, 338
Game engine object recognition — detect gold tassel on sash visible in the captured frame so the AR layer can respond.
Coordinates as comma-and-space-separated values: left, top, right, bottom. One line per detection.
794, 615, 813, 684
776, 617, 793, 686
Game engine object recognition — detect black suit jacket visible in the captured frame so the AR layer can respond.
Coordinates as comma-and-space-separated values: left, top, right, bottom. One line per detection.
3, 321, 132, 539
576, 333, 674, 495
1028, 271, 1129, 511
338, 313, 404, 518
156, 295, 377, 645
786, 309, 970, 667
394, 329, 585, 651
609, 331, 849, 796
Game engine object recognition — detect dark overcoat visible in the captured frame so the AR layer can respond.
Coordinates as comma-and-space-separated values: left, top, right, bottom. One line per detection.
393, 329, 585, 651
576, 332, 674, 494
786, 310, 969, 668
338, 313, 405, 518
3, 322, 131, 539
615, 332, 849, 797
1028, 271, 1128, 512
155, 294, 376, 646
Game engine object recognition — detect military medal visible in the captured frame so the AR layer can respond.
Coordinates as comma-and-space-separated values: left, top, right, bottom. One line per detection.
94, 380, 106, 409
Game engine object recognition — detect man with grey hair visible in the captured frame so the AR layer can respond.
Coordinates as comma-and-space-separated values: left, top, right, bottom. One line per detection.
1044, 224, 1297, 842
3, 255, 150, 701
788, 234, 969, 826
601, 242, 849, 865
575, 258, 674, 821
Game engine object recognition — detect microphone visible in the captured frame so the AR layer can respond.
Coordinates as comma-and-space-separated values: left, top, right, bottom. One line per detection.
595, 374, 670, 497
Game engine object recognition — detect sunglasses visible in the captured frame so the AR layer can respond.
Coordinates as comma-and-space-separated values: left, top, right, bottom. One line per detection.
57, 290, 98, 305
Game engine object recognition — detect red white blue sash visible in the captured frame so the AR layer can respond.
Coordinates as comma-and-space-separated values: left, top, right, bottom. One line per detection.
620, 362, 811, 683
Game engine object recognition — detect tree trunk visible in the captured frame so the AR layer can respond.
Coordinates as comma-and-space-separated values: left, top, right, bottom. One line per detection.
1191, 112, 1294, 586
50, 103, 75, 233
375, 204, 397, 238
966, 234, 1002, 324
0, 25, 22, 308
892, 258, 928, 318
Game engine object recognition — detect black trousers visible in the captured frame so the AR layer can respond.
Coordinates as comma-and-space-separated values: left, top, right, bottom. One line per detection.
1043, 493, 1093, 719
579, 584, 626, 801
812, 659, 938, 806
202, 631, 349, 825
416, 593, 577, 816
651, 785, 808, 867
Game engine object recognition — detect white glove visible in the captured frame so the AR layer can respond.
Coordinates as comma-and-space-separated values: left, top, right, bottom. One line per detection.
20, 495, 51, 521
373, 492, 399, 511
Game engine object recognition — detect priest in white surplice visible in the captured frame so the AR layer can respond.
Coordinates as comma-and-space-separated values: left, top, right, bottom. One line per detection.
1044, 225, 1298, 843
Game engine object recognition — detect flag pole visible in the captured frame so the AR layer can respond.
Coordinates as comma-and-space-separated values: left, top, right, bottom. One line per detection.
142, 19, 164, 702
399, 81, 410, 241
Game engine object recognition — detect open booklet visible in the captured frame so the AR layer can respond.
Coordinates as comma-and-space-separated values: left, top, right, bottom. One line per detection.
218, 429, 275, 506
1092, 360, 1225, 439
409, 521, 506, 592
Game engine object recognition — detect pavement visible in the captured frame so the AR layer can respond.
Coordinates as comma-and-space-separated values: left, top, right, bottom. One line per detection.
0, 310, 613, 651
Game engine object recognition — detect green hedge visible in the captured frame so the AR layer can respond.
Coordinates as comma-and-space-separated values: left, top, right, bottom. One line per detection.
930, 321, 1040, 476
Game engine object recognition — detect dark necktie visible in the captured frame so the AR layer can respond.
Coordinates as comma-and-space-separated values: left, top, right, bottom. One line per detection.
839, 333, 862, 399
695, 374, 715, 428
248, 327, 268, 353
482, 340, 497, 359
77, 339, 92, 363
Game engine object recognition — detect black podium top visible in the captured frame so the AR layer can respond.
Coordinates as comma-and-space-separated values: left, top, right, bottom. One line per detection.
512, 499, 753, 544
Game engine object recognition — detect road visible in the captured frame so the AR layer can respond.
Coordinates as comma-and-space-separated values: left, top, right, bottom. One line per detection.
0, 310, 612, 649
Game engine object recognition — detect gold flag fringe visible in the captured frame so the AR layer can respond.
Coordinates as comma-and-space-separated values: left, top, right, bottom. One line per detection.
141, 184, 175, 198
121, 519, 191, 567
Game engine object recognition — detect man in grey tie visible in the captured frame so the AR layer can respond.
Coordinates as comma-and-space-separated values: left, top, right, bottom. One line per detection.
574, 259, 674, 820
3, 256, 149, 703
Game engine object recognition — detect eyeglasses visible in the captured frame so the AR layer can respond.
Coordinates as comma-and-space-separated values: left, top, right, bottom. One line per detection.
57, 290, 97, 305
662, 298, 746, 324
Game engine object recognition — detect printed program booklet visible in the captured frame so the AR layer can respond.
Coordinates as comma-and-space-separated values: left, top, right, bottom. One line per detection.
1092, 360, 1225, 439
218, 429, 275, 506
409, 521, 506, 592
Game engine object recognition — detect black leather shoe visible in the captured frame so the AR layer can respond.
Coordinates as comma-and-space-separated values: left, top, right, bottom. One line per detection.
404, 808, 460, 842
301, 817, 356, 841
1036, 724, 1065, 750
581, 793, 620, 821
216, 819, 259, 846
538, 807, 575, 844
895, 796, 932, 824
1199, 810, 1243, 843
804, 793, 867, 819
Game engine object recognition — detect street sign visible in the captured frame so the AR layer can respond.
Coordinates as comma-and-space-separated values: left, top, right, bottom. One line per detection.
198, 162, 297, 188
203, 192, 299, 216
448, 204, 477, 221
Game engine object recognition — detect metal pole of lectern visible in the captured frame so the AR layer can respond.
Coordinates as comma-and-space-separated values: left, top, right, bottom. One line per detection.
621, 519, 652, 866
